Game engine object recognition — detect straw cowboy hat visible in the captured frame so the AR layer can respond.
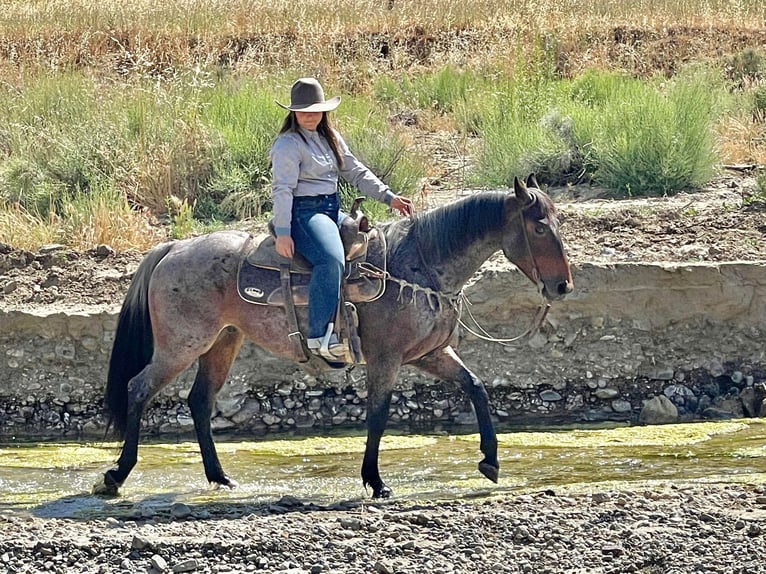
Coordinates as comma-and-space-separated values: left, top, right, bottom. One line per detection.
276, 77, 341, 112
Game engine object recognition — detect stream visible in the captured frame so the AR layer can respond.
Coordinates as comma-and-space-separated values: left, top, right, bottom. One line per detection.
0, 419, 764, 519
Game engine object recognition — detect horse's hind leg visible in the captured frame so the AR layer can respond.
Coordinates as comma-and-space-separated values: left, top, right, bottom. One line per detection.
101, 359, 187, 494
412, 346, 499, 483
188, 326, 244, 488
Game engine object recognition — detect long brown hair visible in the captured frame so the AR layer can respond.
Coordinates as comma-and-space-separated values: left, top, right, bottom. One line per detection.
278, 112, 344, 168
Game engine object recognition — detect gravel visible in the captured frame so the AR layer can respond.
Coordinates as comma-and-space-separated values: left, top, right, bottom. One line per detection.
1, 482, 764, 573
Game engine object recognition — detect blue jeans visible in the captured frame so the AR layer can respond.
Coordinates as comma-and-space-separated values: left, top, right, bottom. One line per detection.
291, 194, 345, 339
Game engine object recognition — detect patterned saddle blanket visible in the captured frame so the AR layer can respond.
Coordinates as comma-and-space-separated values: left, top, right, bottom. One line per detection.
236, 203, 387, 306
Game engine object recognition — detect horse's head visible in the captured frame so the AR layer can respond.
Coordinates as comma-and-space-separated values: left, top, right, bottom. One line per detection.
502, 174, 573, 301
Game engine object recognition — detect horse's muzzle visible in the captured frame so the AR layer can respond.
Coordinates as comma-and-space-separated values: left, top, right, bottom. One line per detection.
543, 279, 573, 301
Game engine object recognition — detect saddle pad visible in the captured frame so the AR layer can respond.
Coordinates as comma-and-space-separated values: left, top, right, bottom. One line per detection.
237, 261, 310, 305
237, 260, 385, 307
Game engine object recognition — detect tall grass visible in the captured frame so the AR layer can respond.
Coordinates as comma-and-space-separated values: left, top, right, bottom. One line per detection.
468, 67, 724, 195
0, 72, 425, 248
1, 0, 764, 250
201, 80, 284, 220
2, 0, 763, 35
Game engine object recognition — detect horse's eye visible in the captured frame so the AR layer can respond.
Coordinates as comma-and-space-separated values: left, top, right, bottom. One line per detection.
534, 224, 547, 235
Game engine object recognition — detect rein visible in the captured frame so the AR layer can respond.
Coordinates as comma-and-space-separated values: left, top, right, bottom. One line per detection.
457, 199, 551, 345
369, 194, 552, 344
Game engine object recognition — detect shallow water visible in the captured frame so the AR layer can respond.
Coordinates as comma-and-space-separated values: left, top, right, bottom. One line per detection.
0, 420, 764, 519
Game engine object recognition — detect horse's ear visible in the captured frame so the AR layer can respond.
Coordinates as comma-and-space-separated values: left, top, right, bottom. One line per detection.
514, 175, 534, 207
526, 173, 539, 189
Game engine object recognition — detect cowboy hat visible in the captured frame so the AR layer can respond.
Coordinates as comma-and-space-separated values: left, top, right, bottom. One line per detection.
276, 77, 341, 112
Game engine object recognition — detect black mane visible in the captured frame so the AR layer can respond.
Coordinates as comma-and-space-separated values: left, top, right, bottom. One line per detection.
412, 191, 508, 261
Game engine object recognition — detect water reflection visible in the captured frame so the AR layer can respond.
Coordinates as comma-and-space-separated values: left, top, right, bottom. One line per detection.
0, 420, 763, 518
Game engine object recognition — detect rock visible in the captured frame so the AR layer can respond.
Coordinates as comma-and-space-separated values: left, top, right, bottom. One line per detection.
95, 244, 115, 257
740, 387, 759, 417
172, 559, 199, 573
131, 534, 152, 550
639, 395, 678, 424
151, 554, 169, 572
170, 503, 192, 520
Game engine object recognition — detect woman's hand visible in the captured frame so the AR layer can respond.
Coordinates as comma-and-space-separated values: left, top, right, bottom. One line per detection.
390, 195, 414, 217
275, 235, 294, 258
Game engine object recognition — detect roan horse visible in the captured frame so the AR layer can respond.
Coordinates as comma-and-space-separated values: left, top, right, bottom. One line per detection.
94, 175, 573, 498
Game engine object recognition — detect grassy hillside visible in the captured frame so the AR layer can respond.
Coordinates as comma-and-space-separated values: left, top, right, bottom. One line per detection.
0, 0, 764, 249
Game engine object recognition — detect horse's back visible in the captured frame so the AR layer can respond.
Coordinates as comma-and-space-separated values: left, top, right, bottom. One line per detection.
154, 230, 249, 276
148, 230, 250, 329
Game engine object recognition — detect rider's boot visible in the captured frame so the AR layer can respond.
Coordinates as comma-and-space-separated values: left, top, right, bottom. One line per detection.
307, 322, 349, 360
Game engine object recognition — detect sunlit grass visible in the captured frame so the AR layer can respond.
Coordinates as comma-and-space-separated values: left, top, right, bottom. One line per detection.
0, 1, 764, 251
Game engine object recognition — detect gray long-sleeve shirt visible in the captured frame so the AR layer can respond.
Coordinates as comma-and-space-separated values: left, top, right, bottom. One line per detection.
269, 127, 395, 236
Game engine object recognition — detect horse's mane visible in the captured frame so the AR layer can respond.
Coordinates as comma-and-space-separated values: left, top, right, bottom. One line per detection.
412, 192, 507, 260
380, 188, 558, 271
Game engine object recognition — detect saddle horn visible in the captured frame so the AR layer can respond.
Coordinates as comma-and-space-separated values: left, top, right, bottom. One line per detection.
350, 196, 370, 233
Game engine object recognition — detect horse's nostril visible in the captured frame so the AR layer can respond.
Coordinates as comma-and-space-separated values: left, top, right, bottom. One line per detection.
558, 281, 573, 296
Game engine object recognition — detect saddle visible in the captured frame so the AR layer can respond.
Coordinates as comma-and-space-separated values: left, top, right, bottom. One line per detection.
237, 198, 387, 366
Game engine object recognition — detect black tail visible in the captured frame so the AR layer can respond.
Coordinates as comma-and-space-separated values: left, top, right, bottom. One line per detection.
104, 242, 173, 437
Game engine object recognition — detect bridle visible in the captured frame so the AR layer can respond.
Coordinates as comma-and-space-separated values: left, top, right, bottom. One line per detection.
384, 193, 552, 345
457, 192, 551, 345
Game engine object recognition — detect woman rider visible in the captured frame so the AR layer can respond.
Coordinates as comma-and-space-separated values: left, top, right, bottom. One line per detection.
270, 77, 413, 360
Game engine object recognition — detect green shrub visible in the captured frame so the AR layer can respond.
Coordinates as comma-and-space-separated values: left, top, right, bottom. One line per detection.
335, 97, 426, 221
590, 72, 719, 195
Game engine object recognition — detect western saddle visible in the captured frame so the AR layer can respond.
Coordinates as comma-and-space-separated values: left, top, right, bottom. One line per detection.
237, 198, 386, 367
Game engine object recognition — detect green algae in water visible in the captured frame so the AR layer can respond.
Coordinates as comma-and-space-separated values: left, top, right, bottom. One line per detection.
0, 443, 120, 469
0, 420, 764, 516
488, 421, 752, 448
151, 433, 439, 458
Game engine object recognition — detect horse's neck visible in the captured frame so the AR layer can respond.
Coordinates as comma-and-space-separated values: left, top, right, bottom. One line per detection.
424, 232, 501, 294
382, 218, 502, 296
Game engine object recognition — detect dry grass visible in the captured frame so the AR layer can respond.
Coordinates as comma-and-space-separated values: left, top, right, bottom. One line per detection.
62, 196, 166, 251
0, 205, 63, 250
0, 199, 165, 251
1, 0, 764, 86
716, 111, 766, 165
2, 0, 763, 33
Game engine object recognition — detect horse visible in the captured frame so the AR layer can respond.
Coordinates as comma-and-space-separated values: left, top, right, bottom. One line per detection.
94, 175, 573, 499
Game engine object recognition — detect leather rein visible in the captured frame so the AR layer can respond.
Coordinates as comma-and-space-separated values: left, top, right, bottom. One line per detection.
409, 195, 551, 345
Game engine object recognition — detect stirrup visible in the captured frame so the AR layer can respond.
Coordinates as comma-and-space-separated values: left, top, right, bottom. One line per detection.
307, 323, 349, 360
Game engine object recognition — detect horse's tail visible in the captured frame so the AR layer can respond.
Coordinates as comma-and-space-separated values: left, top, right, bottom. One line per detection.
104, 241, 173, 438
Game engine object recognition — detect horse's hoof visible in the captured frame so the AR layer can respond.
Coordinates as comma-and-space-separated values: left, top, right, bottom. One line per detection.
210, 477, 238, 490
478, 461, 499, 483
92, 476, 120, 497
372, 485, 393, 499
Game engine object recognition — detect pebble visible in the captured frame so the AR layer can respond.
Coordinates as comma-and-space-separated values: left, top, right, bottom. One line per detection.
0, 484, 763, 573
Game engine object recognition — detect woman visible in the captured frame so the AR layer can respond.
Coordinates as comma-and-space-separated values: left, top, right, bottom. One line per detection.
270, 77, 414, 360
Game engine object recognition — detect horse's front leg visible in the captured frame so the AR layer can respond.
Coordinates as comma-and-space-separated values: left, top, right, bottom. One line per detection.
361, 357, 401, 499
412, 346, 499, 483
189, 326, 244, 488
